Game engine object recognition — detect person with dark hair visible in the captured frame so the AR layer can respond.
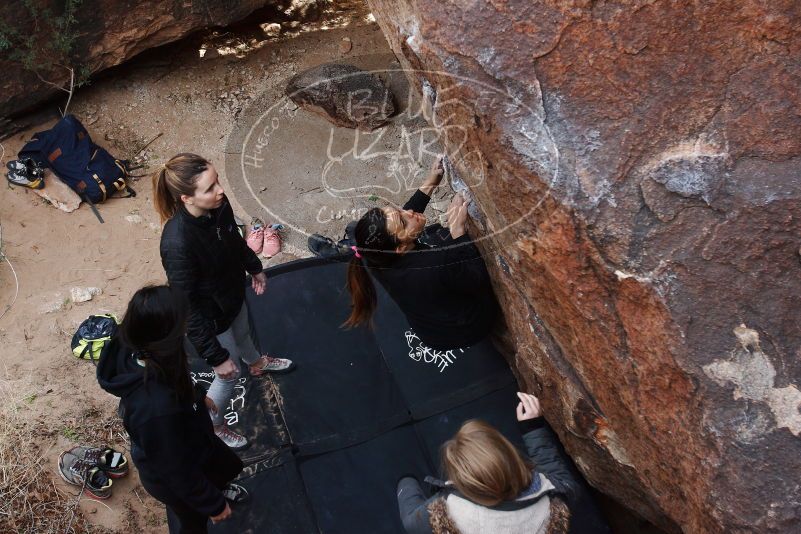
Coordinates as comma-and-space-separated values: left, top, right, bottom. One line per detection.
153, 153, 294, 450
97, 285, 248, 533
396, 393, 611, 534
339, 159, 499, 350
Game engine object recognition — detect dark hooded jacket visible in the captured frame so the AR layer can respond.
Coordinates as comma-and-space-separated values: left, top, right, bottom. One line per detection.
160, 196, 262, 367
97, 336, 236, 517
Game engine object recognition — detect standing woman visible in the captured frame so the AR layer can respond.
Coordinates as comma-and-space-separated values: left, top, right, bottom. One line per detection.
153, 153, 294, 450
97, 285, 247, 533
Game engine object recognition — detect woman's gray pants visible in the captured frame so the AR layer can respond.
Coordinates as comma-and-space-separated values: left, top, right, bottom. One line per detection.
205, 303, 261, 427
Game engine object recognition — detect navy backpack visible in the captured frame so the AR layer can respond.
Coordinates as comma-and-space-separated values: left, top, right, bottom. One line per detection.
18, 115, 135, 213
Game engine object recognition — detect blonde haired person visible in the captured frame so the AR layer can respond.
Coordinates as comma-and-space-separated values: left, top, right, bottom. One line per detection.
154, 153, 294, 450
397, 393, 611, 534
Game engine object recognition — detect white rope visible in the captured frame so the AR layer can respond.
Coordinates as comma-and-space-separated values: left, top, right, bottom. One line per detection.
0, 220, 19, 322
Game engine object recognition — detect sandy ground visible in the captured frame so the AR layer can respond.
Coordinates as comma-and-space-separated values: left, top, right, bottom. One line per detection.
0, 1, 452, 531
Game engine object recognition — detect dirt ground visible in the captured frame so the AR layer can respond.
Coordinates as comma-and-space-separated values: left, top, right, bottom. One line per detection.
0, 1, 451, 531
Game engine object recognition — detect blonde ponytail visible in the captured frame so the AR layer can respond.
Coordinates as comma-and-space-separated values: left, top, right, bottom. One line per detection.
151, 153, 210, 223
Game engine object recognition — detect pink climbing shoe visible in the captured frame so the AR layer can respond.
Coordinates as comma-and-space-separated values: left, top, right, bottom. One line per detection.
246, 225, 264, 254
262, 225, 282, 258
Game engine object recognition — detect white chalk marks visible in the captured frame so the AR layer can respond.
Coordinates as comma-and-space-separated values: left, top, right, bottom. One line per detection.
405, 330, 464, 373
703, 324, 801, 438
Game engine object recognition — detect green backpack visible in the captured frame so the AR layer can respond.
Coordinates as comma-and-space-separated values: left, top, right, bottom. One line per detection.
71, 314, 119, 361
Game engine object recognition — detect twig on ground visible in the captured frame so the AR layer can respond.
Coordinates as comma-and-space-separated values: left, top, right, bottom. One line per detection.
34, 65, 76, 117
131, 132, 163, 159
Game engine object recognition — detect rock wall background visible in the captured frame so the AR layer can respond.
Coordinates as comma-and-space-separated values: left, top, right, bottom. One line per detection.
366, 1, 801, 532
0, 0, 321, 128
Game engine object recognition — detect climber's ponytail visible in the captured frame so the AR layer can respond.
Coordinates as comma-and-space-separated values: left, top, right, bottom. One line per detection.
342, 207, 399, 328
343, 256, 377, 328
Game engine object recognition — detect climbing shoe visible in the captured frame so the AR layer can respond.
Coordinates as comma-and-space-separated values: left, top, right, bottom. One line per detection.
214, 425, 249, 451
262, 224, 282, 258
58, 450, 113, 500
249, 355, 295, 376
6, 159, 45, 189
69, 445, 129, 478
223, 483, 250, 504
307, 233, 351, 259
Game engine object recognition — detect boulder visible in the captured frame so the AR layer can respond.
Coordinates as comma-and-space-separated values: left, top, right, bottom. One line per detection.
33, 172, 81, 213
0, 0, 324, 133
367, 0, 801, 532
286, 63, 394, 130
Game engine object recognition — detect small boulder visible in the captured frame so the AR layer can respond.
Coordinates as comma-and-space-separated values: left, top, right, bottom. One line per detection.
286, 63, 395, 131
33, 172, 81, 213
339, 37, 353, 54
262, 22, 281, 38
70, 287, 102, 304
284, 0, 320, 22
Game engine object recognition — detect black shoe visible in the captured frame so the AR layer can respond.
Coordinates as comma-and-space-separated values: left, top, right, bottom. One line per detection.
6, 170, 44, 189
222, 483, 250, 504
308, 233, 352, 259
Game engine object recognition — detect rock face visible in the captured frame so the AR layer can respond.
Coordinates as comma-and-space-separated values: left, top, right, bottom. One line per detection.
367, 1, 801, 532
286, 63, 394, 130
0, 0, 322, 128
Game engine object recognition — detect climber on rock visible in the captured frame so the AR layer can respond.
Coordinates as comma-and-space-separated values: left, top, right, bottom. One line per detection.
311, 157, 500, 351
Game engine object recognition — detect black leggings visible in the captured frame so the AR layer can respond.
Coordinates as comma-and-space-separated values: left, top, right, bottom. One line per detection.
140, 445, 243, 534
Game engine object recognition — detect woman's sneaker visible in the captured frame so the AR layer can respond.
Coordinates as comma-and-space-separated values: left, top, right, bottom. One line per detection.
246, 226, 264, 254
69, 445, 129, 478
249, 355, 295, 376
58, 450, 113, 500
215, 425, 249, 451
222, 483, 250, 504
262, 225, 282, 258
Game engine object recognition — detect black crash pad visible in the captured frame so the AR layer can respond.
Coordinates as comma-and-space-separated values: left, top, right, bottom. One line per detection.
179, 257, 608, 534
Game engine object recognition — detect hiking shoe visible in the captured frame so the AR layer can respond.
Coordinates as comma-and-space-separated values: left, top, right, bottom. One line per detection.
7, 158, 44, 178
58, 450, 113, 500
246, 226, 264, 254
215, 426, 249, 451
249, 355, 295, 376
222, 483, 250, 504
6, 170, 44, 189
262, 225, 282, 258
69, 445, 129, 478
307, 233, 351, 259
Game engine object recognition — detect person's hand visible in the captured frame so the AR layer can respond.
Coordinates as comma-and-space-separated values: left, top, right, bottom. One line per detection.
213, 358, 239, 380
446, 193, 468, 238
210, 502, 232, 524
419, 157, 444, 196
516, 392, 543, 421
204, 396, 218, 415
427, 156, 444, 185
251, 272, 267, 295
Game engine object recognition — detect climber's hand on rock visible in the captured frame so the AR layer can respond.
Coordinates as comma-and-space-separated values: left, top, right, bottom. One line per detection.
447, 193, 468, 239
516, 392, 543, 421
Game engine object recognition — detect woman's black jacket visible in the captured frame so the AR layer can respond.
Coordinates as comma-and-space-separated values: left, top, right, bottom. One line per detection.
160, 197, 262, 366
367, 190, 499, 350
97, 337, 238, 517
